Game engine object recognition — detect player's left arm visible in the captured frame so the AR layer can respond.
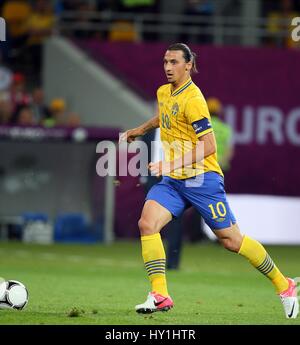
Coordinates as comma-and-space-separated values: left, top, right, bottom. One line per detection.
149, 132, 216, 176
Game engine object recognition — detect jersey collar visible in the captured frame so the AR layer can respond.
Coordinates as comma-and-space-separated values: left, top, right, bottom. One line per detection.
171, 78, 192, 97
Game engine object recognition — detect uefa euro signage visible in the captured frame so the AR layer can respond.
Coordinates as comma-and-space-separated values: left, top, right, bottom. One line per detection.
0, 17, 5, 41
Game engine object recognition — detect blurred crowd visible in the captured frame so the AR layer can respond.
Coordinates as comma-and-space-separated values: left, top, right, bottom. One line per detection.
263, 0, 300, 48
0, 0, 298, 129
0, 0, 56, 82
0, 0, 160, 75
0, 67, 81, 127
0, 0, 299, 66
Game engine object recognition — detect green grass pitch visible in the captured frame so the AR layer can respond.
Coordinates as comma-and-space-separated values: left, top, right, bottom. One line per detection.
0, 241, 299, 325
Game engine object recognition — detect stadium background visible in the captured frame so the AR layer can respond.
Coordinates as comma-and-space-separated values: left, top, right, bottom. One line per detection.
0, 0, 300, 326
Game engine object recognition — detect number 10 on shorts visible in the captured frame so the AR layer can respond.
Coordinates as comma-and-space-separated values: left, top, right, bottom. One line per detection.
208, 202, 227, 219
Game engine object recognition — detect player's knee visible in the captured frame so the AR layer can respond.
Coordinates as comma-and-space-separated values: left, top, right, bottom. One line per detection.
138, 217, 158, 235
220, 238, 240, 253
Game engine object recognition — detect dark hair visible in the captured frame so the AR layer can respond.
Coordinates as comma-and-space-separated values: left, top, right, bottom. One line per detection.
167, 43, 198, 74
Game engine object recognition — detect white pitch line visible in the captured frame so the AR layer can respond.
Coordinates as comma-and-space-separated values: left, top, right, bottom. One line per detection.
0, 248, 140, 268
0, 248, 215, 272
40, 253, 57, 260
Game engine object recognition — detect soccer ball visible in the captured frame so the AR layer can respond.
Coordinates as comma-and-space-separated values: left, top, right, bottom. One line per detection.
0, 280, 29, 310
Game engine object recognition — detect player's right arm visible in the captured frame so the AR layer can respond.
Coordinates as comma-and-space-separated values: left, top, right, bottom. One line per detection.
119, 106, 159, 143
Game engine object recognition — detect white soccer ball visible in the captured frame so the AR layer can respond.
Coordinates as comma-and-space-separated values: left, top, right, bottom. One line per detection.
0, 280, 29, 310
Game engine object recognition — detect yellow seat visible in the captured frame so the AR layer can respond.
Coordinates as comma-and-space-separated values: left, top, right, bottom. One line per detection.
108, 20, 139, 42
2, 1, 32, 37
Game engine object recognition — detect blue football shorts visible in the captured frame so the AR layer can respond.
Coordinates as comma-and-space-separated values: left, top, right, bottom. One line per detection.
146, 172, 236, 230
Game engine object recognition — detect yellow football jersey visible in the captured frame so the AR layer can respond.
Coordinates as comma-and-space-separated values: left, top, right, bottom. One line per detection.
157, 77, 223, 179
